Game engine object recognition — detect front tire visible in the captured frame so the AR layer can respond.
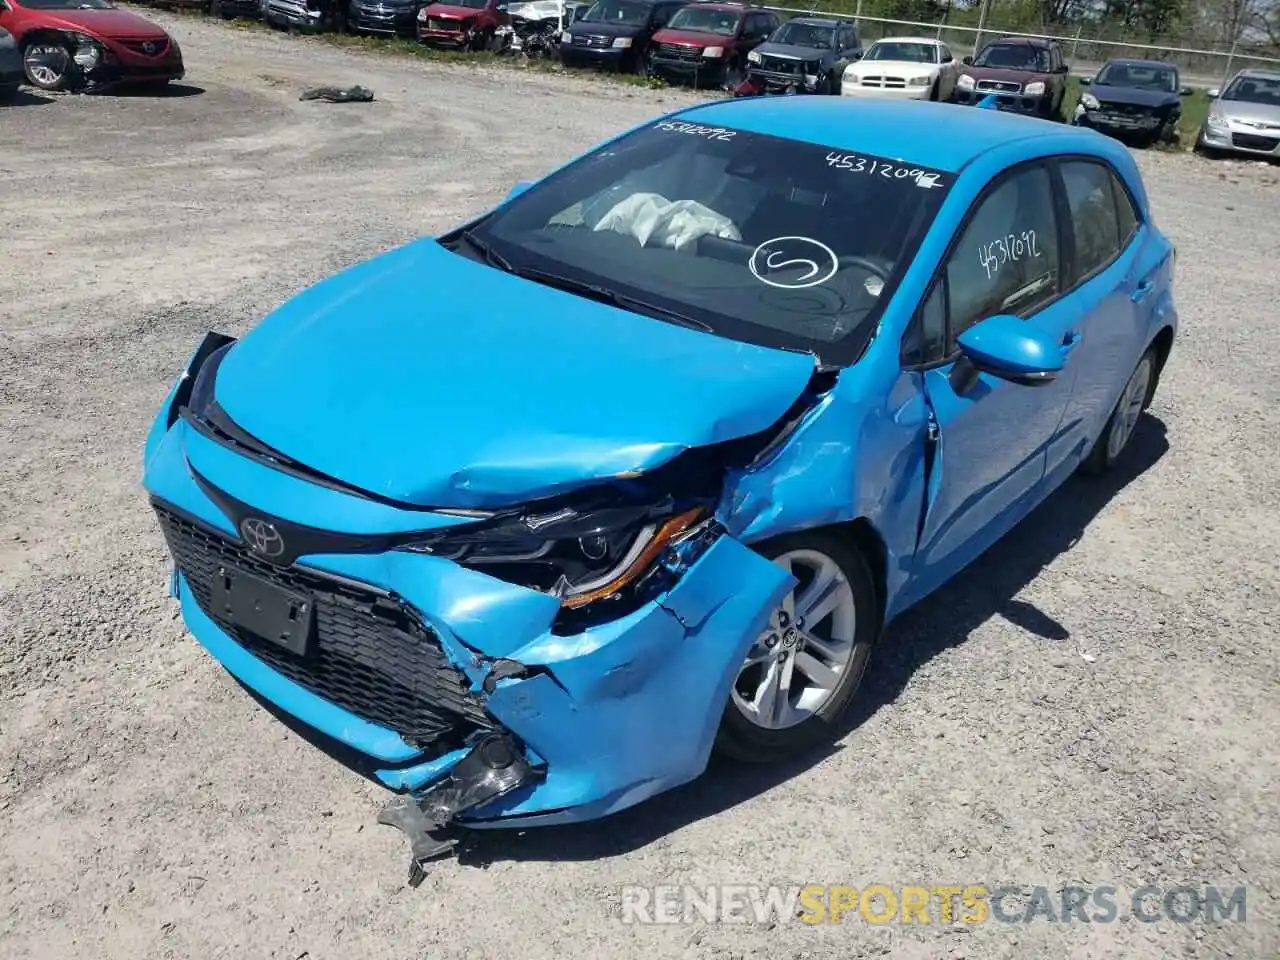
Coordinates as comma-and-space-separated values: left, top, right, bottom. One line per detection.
22, 41, 77, 92
715, 530, 878, 764
1082, 348, 1156, 475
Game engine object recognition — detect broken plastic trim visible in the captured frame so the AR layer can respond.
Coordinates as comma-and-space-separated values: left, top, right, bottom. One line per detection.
377, 733, 542, 886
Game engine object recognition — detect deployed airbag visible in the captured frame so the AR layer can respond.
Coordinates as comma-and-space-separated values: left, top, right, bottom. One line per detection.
592, 192, 742, 251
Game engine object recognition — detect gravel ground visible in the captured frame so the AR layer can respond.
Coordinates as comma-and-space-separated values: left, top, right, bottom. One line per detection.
1, 12, 1278, 960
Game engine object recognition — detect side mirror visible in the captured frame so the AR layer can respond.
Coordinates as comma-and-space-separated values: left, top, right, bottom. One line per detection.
956, 314, 1063, 386
962, 55, 973, 65
1207, 87, 1220, 98
505, 179, 534, 201
1078, 76, 1091, 86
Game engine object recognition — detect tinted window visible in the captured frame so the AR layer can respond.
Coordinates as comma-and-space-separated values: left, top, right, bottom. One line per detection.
665, 6, 741, 35
1095, 61, 1178, 93
974, 42, 1050, 72
944, 165, 1060, 344
770, 19, 833, 47
1060, 161, 1120, 280
464, 122, 954, 365
1112, 172, 1140, 244
583, 0, 652, 25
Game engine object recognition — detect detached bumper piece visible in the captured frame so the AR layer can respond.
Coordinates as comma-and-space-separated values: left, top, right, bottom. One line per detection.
378, 733, 543, 886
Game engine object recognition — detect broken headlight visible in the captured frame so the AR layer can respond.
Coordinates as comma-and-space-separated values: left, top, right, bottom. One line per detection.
401, 500, 709, 609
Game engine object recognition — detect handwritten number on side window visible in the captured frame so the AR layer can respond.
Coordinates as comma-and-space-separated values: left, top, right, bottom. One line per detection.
824, 152, 945, 188
977, 230, 1042, 280
655, 121, 736, 141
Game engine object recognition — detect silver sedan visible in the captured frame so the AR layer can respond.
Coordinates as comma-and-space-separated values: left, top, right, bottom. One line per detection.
1195, 68, 1280, 160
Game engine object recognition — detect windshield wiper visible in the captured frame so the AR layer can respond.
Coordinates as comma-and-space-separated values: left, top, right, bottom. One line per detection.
516, 268, 713, 333
458, 230, 513, 273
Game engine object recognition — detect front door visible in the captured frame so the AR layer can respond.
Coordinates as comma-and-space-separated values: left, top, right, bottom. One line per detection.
909, 161, 1081, 592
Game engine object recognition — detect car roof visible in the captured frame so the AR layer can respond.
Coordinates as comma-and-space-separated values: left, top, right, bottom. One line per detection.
985, 36, 1054, 48
870, 35, 944, 45
1237, 68, 1280, 79
785, 17, 841, 26
681, 2, 751, 10
1104, 58, 1177, 69
673, 96, 1085, 173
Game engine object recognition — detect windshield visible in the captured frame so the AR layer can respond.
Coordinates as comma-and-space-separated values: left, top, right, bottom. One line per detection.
974, 43, 1049, 71
1095, 62, 1177, 92
456, 122, 953, 365
769, 21, 835, 49
18, 0, 114, 7
864, 40, 937, 63
665, 7, 740, 36
1223, 74, 1280, 105
582, 0, 649, 25
447, 0, 490, 9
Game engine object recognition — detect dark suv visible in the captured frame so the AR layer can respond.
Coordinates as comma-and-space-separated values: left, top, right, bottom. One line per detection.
560, 0, 686, 73
647, 2, 779, 88
737, 16, 861, 96
953, 37, 1069, 119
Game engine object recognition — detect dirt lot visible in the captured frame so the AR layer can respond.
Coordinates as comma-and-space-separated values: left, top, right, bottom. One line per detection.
2, 11, 1278, 960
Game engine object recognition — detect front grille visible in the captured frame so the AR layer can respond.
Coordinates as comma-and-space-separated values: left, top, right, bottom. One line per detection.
861, 75, 905, 88
427, 16, 465, 31
1231, 132, 1279, 151
656, 41, 702, 61
976, 79, 1021, 93
759, 56, 800, 75
154, 503, 489, 746
571, 33, 611, 48
120, 38, 170, 57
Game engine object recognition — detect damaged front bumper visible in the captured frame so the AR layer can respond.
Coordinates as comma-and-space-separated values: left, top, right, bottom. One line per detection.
142, 349, 794, 874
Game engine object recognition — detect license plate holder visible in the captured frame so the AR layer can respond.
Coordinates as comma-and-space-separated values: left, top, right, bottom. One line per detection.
210, 567, 315, 657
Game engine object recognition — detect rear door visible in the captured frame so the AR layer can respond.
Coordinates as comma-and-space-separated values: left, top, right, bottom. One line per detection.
1049, 158, 1151, 464
903, 161, 1084, 590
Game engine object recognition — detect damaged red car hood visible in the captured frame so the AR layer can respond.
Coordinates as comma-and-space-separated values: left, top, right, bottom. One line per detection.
960, 65, 1051, 87
210, 237, 818, 510
652, 29, 736, 47
34, 9, 169, 39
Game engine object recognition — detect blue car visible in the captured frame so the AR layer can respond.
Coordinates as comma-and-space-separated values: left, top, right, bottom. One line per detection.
142, 96, 1177, 879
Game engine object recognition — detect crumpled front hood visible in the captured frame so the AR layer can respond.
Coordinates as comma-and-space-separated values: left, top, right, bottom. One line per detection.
211, 238, 817, 509
423, 4, 483, 20
35, 9, 169, 40
753, 43, 828, 63
1089, 84, 1177, 108
961, 65, 1050, 86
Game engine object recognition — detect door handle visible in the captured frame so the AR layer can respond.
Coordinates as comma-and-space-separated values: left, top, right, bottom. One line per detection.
1130, 278, 1154, 303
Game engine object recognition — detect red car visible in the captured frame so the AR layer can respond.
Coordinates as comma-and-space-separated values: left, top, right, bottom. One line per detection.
0, 0, 183, 92
416, 0, 508, 51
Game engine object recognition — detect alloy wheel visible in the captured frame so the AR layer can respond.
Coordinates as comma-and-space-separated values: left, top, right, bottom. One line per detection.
23, 44, 69, 89
731, 548, 858, 731
1106, 353, 1152, 461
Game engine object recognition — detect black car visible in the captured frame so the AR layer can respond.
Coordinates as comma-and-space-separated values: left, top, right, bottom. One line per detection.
559, 0, 686, 73
211, 0, 264, 17
736, 16, 861, 96
1073, 58, 1192, 144
347, 0, 427, 36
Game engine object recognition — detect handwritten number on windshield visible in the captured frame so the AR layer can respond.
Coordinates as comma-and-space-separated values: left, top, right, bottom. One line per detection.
656, 121, 736, 141
825, 153, 944, 188
978, 230, 1042, 280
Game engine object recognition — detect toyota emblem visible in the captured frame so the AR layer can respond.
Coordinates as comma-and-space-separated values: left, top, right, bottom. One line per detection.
240, 518, 285, 559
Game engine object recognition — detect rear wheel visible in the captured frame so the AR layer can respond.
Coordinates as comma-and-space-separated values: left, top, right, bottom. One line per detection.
22, 40, 77, 92
715, 529, 878, 764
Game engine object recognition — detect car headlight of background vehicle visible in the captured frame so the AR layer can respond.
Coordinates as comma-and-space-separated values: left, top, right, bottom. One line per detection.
956, 73, 975, 90
908, 74, 931, 87
1023, 80, 1046, 96
1205, 109, 1230, 133
401, 500, 711, 610
612, 37, 632, 49
1081, 91, 1100, 110
417, 7, 428, 19
747, 50, 761, 63
702, 46, 724, 58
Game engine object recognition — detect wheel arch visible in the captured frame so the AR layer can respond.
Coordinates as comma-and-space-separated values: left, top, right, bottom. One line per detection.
19, 27, 77, 49
1146, 324, 1175, 407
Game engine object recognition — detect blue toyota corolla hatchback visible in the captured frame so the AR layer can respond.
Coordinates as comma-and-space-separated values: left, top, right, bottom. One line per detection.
143, 96, 1176, 877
